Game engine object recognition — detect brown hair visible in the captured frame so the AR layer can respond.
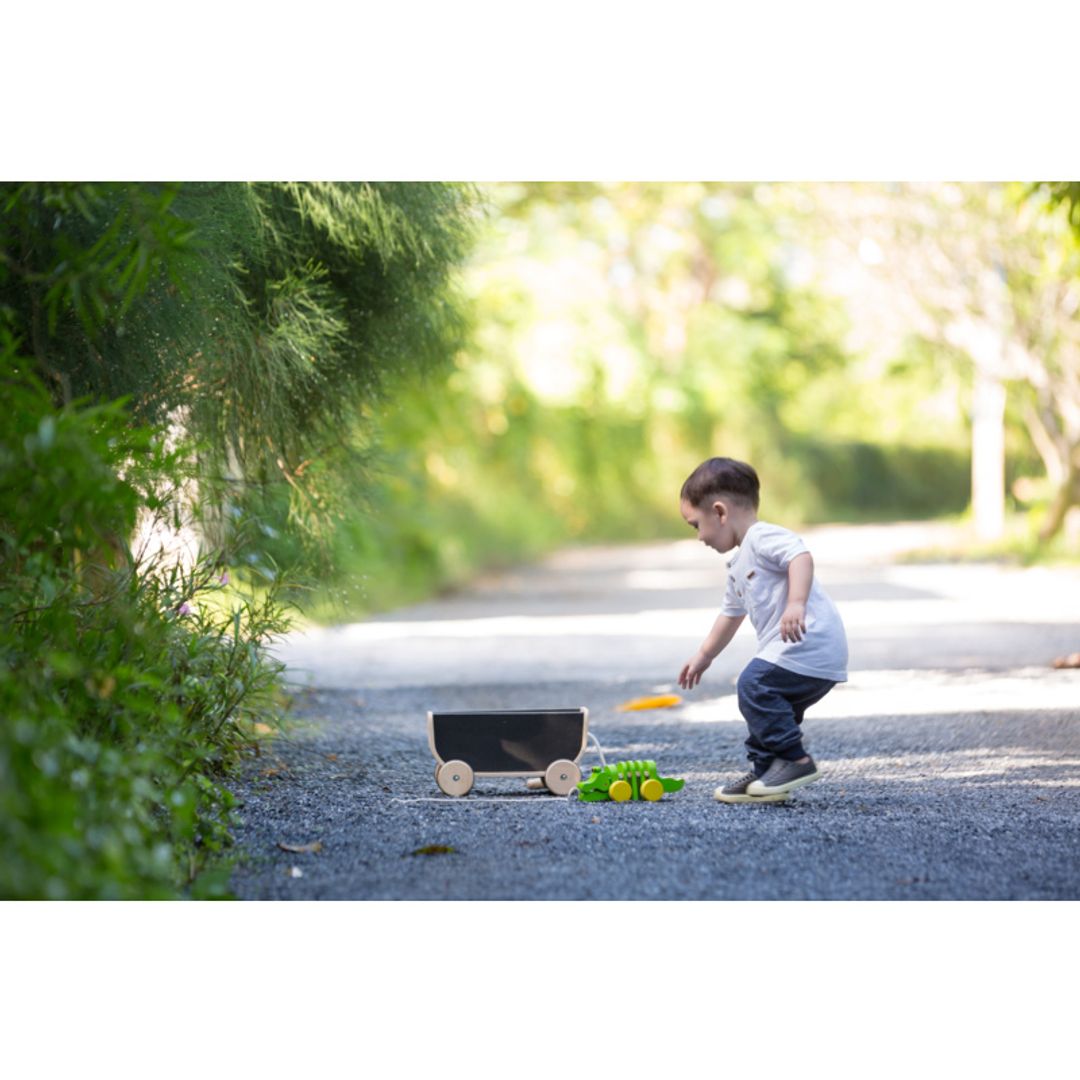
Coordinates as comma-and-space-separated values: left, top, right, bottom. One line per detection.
680, 457, 760, 509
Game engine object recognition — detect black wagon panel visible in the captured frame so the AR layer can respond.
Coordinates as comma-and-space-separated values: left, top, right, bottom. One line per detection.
430, 708, 586, 773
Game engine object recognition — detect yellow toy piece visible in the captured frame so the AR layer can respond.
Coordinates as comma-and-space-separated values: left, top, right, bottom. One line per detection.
608, 779, 632, 802
640, 777, 664, 801
616, 694, 682, 712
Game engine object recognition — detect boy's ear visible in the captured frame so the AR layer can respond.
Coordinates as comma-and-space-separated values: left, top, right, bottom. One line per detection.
711, 499, 727, 521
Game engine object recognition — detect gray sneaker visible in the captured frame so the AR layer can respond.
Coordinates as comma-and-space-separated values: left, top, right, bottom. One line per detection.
714, 770, 789, 804
746, 756, 821, 796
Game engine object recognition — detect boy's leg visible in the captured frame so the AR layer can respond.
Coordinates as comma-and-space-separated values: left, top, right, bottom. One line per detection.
727, 660, 836, 800
788, 679, 836, 744
744, 666, 837, 795
742, 730, 773, 778
737, 659, 823, 767
714, 662, 790, 803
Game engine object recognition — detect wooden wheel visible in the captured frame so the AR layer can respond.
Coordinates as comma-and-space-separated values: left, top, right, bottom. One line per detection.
436, 760, 474, 797
544, 759, 581, 796
608, 779, 632, 802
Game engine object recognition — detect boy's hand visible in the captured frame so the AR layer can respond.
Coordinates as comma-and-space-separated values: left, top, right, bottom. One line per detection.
678, 653, 712, 689
780, 601, 807, 642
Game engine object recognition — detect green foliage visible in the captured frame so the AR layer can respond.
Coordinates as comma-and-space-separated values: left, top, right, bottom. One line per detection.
782, 438, 970, 522
0, 182, 195, 332
180, 182, 478, 536
0, 182, 194, 417
0, 181, 480, 896
0, 343, 288, 899
0, 181, 480, 539
1031, 181, 1080, 232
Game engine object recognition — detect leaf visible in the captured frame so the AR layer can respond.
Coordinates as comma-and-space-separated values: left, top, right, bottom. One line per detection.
278, 840, 322, 854
410, 844, 456, 857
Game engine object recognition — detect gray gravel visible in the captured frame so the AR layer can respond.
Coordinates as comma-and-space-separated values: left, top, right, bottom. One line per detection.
228, 676, 1080, 900
228, 528, 1080, 900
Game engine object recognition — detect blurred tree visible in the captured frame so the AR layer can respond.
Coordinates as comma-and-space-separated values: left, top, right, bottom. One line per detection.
1010, 184, 1080, 541
795, 181, 1080, 543
465, 182, 857, 512
1036, 181, 1080, 230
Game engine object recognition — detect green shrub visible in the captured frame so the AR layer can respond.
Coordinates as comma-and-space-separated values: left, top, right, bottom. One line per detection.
783, 437, 971, 522
0, 344, 289, 899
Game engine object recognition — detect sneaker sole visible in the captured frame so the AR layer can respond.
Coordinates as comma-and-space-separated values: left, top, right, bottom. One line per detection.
714, 789, 790, 804
746, 769, 821, 796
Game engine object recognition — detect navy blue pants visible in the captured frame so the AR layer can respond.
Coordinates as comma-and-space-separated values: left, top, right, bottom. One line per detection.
737, 659, 836, 775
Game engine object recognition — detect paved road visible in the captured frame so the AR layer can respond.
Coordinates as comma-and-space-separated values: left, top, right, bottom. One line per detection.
229, 523, 1080, 899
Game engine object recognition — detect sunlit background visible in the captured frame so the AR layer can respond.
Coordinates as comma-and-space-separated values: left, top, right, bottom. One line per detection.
306, 181, 1078, 619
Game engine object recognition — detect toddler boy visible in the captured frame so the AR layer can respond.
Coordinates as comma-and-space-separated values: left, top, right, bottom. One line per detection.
676, 457, 848, 802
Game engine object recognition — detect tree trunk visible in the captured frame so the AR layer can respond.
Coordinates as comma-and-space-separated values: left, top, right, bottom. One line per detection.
971, 365, 1007, 541
1038, 459, 1080, 543
943, 316, 1008, 542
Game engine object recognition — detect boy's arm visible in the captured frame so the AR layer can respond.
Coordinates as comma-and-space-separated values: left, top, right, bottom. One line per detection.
679, 613, 745, 689
780, 552, 813, 642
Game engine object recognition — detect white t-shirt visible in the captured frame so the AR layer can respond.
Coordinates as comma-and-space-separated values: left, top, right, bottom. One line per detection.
721, 521, 848, 683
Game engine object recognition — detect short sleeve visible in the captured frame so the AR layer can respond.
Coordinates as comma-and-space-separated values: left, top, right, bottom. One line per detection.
720, 571, 746, 617
753, 524, 809, 570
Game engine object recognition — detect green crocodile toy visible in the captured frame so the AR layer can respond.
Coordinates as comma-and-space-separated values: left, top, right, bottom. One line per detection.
577, 759, 685, 802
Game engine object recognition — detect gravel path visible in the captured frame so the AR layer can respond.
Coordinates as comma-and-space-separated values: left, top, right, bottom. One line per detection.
228, 526, 1080, 900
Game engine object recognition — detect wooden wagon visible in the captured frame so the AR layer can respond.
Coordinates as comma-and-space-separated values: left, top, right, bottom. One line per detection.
427, 707, 589, 797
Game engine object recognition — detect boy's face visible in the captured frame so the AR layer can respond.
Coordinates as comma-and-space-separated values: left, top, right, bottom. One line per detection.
680, 498, 738, 554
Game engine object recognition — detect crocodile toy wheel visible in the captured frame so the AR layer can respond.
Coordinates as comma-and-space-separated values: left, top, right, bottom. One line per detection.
608, 779, 632, 802
544, 759, 581, 796
640, 778, 664, 801
436, 760, 474, 797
